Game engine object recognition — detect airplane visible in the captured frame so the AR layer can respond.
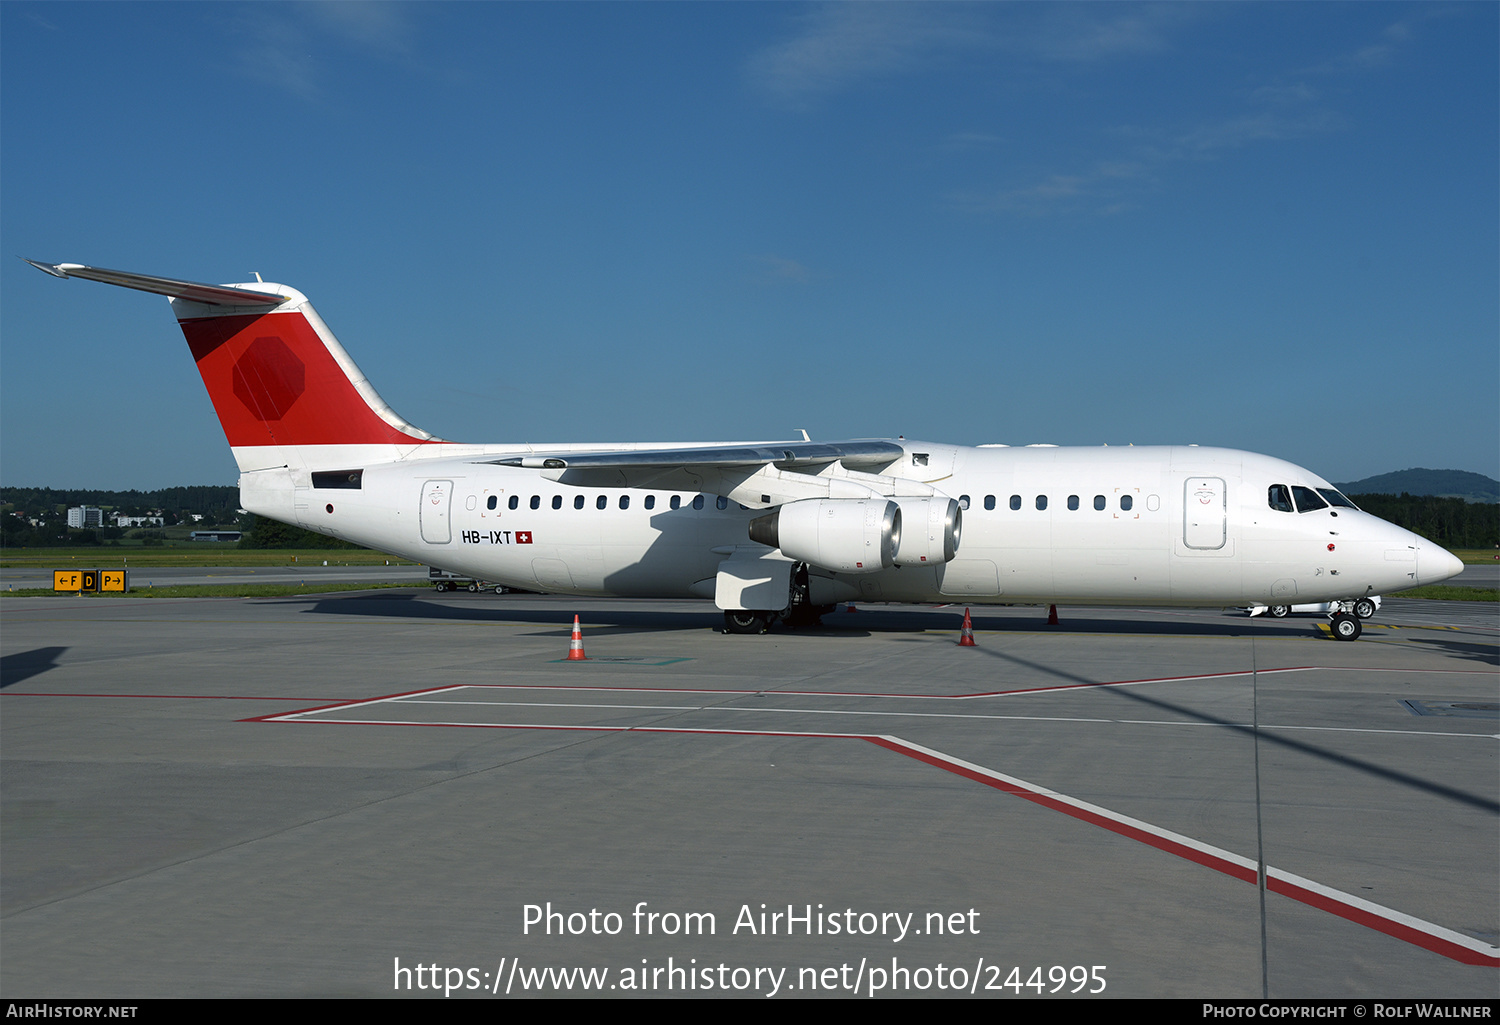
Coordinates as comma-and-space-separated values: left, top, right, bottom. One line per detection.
26, 260, 1466, 640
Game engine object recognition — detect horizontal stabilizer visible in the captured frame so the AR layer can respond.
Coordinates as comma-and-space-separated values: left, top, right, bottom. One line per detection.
23, 260, 287, 307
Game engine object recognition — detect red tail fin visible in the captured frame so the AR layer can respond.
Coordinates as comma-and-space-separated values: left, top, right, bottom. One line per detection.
178, 307, 433, 448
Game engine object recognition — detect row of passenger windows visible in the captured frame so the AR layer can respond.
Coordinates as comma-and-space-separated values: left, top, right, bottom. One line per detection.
960, 494, 1135, 512
482, 492, 1139, 513
1267, 485, 1358, 514
485, 493, 742, 512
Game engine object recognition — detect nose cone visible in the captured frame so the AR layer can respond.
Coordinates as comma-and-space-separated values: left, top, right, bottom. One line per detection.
1418, 546, 1466, 586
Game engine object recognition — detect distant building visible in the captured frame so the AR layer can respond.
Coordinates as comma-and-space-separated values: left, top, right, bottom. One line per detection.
112, 514, 165, 528
67, 506, 103, 529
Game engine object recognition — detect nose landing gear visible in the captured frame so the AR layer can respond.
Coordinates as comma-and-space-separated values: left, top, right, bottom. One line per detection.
1329, 603, 1363, 641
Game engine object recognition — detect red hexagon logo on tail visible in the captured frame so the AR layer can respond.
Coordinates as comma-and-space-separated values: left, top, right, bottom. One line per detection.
231, 336, 305, 421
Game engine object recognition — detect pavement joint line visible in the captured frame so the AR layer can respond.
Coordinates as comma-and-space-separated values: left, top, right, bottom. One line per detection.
369, 692, 1500, 739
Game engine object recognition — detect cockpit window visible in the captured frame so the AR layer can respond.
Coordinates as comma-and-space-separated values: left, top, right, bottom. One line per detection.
1290, 486, 1328, 513
1316, 488, 1359, 510
1268, 485, 1293, 513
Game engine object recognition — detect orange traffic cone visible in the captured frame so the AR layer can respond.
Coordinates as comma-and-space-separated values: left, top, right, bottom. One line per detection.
567, 615, 588, 660
959, 607, 976, 646
1047, 604, 1059, 625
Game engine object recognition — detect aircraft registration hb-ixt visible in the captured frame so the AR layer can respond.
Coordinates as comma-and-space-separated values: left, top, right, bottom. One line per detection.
29, 260, 1465, 640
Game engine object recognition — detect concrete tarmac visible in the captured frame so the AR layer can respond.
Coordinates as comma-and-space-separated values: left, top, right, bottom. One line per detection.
2, 590, 1495, 998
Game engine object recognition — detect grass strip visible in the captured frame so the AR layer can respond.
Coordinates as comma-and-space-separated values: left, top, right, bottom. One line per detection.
2, 582, 422, 599
1388, 585, 1498, 601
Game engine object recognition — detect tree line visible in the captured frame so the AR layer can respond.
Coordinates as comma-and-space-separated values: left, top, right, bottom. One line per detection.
1347, 494, 1498, 550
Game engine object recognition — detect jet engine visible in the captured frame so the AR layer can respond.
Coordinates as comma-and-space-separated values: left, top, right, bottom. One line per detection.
891, 497, 962, 565
748, 499, 900, 574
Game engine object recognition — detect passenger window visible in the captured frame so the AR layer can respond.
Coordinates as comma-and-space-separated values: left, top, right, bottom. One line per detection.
619, 495, 629, 510
552, 495, 562, 510
716, 496, 728, 510
1268, 485, 1293, 513
692, 495, 704, 510
1121, 495, 1133, 511
596, 495, 608, 510
1036, 495, 1047, 511
530, 495, 540, 510
505, 495, 515, 510
1094, 495, 1105, 511
1067, 495, 1079, 511
959, 495, 970, 510
644, 495, 655, 510
984, 495, 995, 511
574, 495, 585, 510
486, 496, 497, 510
671, 495, 681, 510
1009, 495, 1021, 511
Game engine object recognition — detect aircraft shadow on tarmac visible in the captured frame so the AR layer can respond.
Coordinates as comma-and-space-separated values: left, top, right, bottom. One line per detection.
260, 590, 1336, 641
0, 646, 68, 689
1398, 635, 1500, 667
967, 641, 1500, 815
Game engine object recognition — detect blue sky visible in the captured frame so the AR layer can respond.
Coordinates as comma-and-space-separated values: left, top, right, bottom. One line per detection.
3, 2, 1495, 490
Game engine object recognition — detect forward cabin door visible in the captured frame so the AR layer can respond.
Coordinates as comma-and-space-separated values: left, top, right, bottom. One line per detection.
1183, 476, 1226, 550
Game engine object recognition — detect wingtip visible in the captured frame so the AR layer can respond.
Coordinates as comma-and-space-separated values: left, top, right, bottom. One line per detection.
22, 258, 70, 278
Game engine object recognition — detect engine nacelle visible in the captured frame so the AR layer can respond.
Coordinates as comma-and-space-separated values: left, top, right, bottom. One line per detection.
748, 499, 900, 574
891, 497, 962, 566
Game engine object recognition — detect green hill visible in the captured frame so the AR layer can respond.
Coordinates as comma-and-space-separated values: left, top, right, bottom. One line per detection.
1334, 469, 1498, 504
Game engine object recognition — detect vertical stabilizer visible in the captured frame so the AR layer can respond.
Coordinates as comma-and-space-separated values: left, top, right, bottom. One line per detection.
25, 261, 444, 473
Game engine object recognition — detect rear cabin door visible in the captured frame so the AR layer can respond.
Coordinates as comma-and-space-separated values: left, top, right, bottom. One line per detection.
420, 479, 453, 544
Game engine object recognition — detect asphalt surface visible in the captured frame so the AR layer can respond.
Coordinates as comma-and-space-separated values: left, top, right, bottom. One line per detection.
2, 590, 1495, 998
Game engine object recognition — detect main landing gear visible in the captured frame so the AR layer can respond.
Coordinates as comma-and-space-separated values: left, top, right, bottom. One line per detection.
722, 562, 831, 635
723, 610, 771, 634
721, 604, 835, 634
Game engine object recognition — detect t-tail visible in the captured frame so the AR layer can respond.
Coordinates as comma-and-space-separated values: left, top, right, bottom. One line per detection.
25, 260, 444, 524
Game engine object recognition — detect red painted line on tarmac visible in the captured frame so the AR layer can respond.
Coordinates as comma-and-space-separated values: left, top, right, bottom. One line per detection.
1264, 875, 1498, 968
867, 735, 1499, 968
864, 736, 1260, 882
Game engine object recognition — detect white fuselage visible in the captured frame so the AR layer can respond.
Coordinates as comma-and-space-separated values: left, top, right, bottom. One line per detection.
244, 440, 1457, 609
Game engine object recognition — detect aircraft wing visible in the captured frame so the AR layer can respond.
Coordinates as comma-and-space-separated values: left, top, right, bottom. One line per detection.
490, 440, 922, 508
495, 440, 902, 473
